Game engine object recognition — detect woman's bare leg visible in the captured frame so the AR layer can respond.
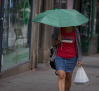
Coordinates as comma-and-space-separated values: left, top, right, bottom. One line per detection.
65, 72, 72, 91
57, 70, 66, 91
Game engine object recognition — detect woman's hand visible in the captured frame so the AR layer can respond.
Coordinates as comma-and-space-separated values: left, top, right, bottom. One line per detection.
58, 34, 62, 41
78, 61, 82, 67
54, 34, 62, 45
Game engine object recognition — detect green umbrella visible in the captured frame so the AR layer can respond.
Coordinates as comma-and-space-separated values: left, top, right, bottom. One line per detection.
32, 9, 89, 27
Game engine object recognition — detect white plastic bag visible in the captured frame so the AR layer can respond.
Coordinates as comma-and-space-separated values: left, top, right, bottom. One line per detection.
74, 66, 89, 85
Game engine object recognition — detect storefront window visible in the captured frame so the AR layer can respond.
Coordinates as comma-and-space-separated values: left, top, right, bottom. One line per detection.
2, 0, 31, 70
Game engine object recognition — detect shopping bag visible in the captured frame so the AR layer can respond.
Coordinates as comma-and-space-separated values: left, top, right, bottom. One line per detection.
74, 66, 89, 85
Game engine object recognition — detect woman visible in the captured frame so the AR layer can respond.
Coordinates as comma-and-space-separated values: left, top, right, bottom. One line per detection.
54, 26, 82, 91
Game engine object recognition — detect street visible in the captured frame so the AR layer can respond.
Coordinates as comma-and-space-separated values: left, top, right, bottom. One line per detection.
0, 54, 99, 91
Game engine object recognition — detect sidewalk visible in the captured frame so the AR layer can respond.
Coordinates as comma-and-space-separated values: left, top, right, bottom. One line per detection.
0, 54, 99, 91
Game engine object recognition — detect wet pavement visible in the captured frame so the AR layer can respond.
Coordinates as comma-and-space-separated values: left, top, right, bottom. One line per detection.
0, 54, 99, 91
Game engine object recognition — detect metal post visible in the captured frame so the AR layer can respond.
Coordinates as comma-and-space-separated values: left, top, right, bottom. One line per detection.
91, 0, 96, 38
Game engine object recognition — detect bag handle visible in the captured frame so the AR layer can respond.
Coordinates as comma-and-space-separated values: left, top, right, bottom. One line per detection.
55, 70, 58, 76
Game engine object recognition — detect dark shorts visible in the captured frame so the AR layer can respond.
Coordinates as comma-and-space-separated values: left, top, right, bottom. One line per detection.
55, 56, 77, 73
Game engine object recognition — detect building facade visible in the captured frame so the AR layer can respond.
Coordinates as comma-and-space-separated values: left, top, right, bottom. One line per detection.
0, 0, 99, 79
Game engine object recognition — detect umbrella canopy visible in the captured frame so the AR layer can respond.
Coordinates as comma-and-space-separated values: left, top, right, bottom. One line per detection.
32, 9, 89, 27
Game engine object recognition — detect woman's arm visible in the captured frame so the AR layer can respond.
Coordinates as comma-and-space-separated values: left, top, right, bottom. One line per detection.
74, 27, 82, 67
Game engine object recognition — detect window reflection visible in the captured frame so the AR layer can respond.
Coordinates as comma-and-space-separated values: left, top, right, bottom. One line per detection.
2, 0, 31, 70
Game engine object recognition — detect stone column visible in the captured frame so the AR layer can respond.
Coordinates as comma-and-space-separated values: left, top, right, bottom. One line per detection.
38, 0, 53, 63
30, 0, 40, 69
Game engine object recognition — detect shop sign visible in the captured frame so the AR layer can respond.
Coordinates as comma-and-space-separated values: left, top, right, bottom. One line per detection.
24, 0, 30, 25
13, 52, 28, 61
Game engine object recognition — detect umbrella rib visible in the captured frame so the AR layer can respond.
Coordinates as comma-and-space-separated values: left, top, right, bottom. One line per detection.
73, 17, 81, 25
62, 9, 88, 25
39, 16, 58, 27
73, 15, 88, 25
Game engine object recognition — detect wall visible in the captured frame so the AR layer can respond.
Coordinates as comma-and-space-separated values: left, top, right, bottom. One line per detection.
30, 0, 40, 68
0, 62, 30, 79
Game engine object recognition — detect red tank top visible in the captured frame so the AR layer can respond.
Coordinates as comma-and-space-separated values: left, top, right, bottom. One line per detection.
57, 28, 77, 59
